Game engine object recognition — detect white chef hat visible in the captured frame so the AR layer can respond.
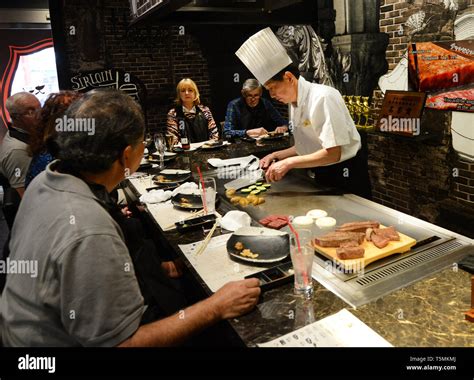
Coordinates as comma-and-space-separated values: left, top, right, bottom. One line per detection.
235, 27, 293, 85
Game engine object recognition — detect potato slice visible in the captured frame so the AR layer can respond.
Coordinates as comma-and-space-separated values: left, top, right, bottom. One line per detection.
257, 197, 265, 205
225, 188, 236, 198
230, 196, 242, 205
239, 198, 249, 207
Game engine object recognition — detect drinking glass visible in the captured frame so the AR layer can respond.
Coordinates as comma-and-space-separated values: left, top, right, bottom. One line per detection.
199, 177, 217, 215
154, 133, 166, 170
290, 229, 314, 298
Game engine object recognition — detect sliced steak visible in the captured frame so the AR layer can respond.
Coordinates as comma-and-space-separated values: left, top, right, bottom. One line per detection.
366, 228, 374, 242
267, 219, 288, 229
259, 215, 289, 229
336, 246, 365, 260
374, 226, 400, 241
314, 232, 365, 247
339, 241, 360, 248
371, 233, 390, 249
336, 221, 380, 233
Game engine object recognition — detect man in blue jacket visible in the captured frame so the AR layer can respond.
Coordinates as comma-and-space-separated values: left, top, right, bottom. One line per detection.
224, 78, 287, 139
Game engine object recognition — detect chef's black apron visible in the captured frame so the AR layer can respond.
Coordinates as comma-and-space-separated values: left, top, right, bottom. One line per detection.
175, 106, 209, 143
240, 99, 276, 132
313, 136, 372, 199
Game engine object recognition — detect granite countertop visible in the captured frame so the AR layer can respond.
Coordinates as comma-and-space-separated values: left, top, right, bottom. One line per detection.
127, 137, 474, 347
230, 268, 473, 347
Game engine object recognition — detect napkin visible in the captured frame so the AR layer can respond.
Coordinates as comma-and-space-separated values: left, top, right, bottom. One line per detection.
208, 155, 259, 170
172, 182, 199, 196
220, 211, 252, 231
139, 189, 172, 204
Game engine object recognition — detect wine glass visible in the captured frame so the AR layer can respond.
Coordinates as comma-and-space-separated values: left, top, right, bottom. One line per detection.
154, 133, 166, 170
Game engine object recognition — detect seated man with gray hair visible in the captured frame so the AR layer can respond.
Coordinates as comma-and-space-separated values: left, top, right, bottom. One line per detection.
223, 79, 287, 139
0, 92, 40, 197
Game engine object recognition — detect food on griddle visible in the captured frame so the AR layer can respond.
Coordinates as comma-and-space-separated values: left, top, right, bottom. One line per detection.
234, 242, 244, 251
240, 249, 259, 259
336, 246, 365, 260
230, 196, 241, 205
313, 232, 365, 248
373, 226, 400, 241
259, 215, 289, 230
225, 188, 237, 198
336, 221, 380, 233
239, 198, 249, 207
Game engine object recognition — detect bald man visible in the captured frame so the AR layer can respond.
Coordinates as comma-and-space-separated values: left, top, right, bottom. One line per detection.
1, 92, 40, 197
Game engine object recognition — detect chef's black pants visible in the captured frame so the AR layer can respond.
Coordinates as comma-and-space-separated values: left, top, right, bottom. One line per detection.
313, 147, 372, 200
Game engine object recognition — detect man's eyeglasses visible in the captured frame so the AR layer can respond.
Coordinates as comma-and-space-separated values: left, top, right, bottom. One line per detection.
245, 94, 261, 99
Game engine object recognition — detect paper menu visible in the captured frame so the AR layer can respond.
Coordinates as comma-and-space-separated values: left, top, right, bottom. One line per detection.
258, 309, 393, 347
179, 234, 263, 293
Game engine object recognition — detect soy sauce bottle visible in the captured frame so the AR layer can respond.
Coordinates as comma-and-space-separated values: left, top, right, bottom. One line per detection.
178, 118, 190, 150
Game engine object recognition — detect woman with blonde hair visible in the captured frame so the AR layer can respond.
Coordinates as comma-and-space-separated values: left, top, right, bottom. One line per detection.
167, 78, 218, 143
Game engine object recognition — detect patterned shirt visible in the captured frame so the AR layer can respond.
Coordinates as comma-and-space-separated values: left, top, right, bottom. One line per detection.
167, 105, 219, 142
25, 151, 54, 188
223, 97, 287, 138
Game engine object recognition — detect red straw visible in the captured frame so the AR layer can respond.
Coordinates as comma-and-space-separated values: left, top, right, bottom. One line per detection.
196, 166, 208, 214
288, 221, 301, 253
288, 221, 309, 287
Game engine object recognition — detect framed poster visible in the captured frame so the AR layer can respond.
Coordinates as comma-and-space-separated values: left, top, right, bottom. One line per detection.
376, 90, 427, 137
408, 40, 474, 112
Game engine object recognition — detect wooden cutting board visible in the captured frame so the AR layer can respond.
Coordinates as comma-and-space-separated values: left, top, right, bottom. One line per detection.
312, 227, 417, 272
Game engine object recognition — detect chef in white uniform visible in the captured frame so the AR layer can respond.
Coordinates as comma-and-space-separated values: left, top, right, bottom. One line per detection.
236, 28, 371, 198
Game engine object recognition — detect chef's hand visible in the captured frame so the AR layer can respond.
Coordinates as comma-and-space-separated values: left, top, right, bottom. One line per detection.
265, 159, 291, 183
275, 126, 288, 134
260, 152, 277, 170
246, 128, 268, 138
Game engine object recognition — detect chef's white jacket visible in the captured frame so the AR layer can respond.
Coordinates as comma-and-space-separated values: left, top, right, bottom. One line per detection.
291, 76, 361, 164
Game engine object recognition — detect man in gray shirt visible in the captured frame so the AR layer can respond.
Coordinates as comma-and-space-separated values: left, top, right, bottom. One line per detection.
0, 92, 40, 197
0, 90, 260, 347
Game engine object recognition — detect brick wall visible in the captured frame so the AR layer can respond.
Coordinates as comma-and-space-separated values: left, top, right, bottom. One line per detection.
369, 0, 474, 235
380, 0, 409, 70
60, 0, 211, 133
